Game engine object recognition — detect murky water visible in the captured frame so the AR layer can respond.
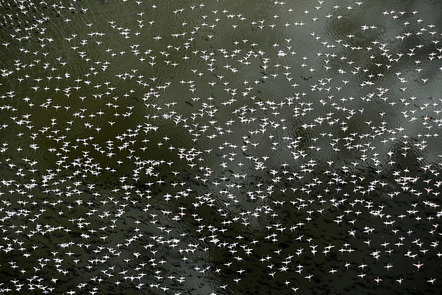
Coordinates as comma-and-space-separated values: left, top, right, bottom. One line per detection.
0, 0, 441, 294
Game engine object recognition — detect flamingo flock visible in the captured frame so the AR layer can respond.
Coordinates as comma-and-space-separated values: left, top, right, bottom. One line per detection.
0, 0, 441, 294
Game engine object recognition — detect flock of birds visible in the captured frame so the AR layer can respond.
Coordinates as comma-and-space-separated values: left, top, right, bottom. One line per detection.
0, 0, 441, 294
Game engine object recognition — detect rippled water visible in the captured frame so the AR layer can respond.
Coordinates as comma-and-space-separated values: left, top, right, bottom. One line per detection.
0, 0, 441, 294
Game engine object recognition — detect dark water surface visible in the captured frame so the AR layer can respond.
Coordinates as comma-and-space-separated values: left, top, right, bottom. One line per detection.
0, 0, 441, 294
